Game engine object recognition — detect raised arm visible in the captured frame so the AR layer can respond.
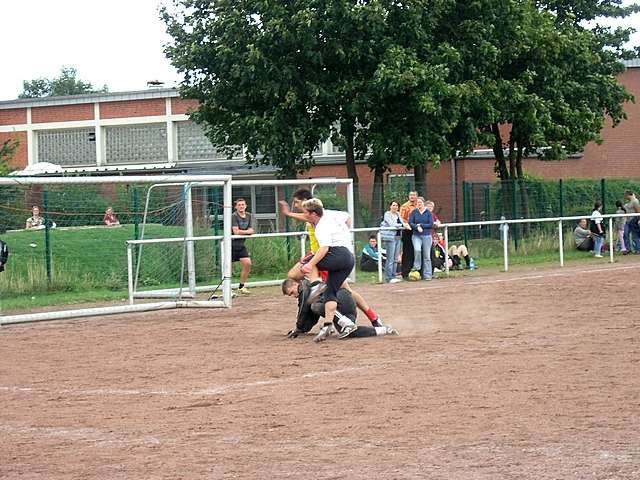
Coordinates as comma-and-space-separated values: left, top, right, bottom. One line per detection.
278, 200, 307, 223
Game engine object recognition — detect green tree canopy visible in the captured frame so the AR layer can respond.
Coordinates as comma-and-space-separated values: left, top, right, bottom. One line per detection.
19, 67, 108, 98
162, 0, 638, 222
0, 138, 19, 175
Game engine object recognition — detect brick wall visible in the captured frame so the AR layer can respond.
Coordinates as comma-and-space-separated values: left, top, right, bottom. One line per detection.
0, 108, 27, 126
171, 98, 199, 115
32, 103, 94, 123
100, 98, 166, 119
0, 131, 28, 169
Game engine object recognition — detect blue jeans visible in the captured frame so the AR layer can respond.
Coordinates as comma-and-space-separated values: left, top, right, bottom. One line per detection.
412, 234, 432, 280
593, 234, 604, 256
383, 237, 400, 282
624, 221, 640, 253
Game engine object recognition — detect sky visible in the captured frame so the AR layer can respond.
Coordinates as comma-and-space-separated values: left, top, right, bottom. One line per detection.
0, 0, 181, 100
0, 0, 638, 102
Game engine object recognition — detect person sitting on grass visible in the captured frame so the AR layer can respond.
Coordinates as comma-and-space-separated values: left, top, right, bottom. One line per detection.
431, 233, 474, 272
360, 234, 385, 272
103, 207, 120, 226
25, 205, 45, 229
573, 218, 594, 252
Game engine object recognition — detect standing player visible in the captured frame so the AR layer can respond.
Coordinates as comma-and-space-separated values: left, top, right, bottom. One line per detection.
279, 188, 384, 327
231, 198, 256, 294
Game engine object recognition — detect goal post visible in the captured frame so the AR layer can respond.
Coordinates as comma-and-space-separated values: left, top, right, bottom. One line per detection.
0, 174, 233, 325
128, 177, 355, 301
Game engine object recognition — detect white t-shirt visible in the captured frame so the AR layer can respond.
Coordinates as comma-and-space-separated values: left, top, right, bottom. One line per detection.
314, 210, 351, 248
590, 209, 603, 225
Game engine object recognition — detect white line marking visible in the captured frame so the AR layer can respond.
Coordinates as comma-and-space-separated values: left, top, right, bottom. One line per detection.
394, 264, 638, 293
0, 424, 171, 446
0, 365, 375, 399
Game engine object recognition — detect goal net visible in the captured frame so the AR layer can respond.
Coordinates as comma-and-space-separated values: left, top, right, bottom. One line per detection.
0, 175, 233, 325
130, 178, 356, 300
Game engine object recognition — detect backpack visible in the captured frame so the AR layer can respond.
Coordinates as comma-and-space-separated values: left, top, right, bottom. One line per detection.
0, 239, 8, 272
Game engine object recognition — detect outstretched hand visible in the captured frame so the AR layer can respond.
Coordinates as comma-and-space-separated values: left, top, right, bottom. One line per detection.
278, 200, 291, 215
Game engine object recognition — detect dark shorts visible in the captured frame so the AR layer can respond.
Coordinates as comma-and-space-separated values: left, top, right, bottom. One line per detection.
316, 246, 354, 303
232, 244, 250, 262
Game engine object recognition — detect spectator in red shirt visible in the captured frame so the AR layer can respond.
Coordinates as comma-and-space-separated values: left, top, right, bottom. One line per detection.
103, 207, 120, 226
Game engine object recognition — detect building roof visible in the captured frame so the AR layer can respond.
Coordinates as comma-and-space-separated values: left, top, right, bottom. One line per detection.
0, 88, 179, 110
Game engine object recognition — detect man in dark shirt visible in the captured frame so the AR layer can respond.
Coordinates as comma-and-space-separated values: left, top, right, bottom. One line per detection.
231, 198, 256, 294
281, 278, 399, 342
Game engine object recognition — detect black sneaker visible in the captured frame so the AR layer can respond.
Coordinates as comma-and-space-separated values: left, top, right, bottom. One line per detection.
338, 323, 358, 339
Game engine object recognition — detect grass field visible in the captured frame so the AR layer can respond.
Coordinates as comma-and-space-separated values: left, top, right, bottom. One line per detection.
0, 224, 620, 314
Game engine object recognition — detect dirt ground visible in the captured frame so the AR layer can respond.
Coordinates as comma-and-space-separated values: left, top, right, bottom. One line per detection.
1, 260, 639, 480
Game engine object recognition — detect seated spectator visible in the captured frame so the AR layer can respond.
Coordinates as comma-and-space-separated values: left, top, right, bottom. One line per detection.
360, 234, 386, 272
449, 243, 474, 270
103, 206, 120, 226
432, 233, 474, 272
25, 206, 45, 229
574, 218, 594, 251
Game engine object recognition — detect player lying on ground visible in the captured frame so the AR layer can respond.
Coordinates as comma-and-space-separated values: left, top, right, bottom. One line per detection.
282, 278, 399, 342
279, 188, 383, 327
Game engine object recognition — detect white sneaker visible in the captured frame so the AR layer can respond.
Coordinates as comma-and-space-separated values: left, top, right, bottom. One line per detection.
313, 323, 334, 343
384, 325, 400, 336
594, 254, 603, 258
237, 286, 251, 294
306, 282, 326, 305
389, 278, 402, 284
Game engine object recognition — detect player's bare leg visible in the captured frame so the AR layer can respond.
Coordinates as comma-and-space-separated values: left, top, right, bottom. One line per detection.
238, 257, 252, 293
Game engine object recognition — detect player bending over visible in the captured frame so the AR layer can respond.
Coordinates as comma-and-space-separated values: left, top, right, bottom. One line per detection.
282, 278, 399, 341
279, 188, 383, 327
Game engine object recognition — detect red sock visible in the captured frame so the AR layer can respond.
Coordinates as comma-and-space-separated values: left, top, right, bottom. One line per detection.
364, 308, 378, 321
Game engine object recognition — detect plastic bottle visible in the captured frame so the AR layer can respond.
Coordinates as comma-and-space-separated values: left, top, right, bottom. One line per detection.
469, 258, 475, 270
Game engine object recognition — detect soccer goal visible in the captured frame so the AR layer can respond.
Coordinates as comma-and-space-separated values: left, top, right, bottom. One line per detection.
0, 175, 233, 325
129, 177, 356, 301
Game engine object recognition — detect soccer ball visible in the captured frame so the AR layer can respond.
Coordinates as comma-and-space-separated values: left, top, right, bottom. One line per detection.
408, 270, 421, 281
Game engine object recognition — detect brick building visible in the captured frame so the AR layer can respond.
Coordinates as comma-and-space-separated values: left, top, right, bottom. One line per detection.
1, 60, 638, 223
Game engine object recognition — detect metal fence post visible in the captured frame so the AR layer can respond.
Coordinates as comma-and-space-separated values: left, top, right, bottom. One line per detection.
558, 220, 564, 267
284, 185, 292, 263
501, 218, 509, 272
462, 181, 469, 245
483, 184, 491, 238
558, 179, 564, 218
376, 230, 383, 283
608, 217, 614, 263
511, 180, 519, 251
601, 178, 606, 213
132, 188, 140, 269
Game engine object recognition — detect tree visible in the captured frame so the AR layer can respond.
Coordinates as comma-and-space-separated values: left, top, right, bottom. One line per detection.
434, 0, 637, 218
163, 0, 469, 224
20, 67, 108, 98
0, 138, 19, 175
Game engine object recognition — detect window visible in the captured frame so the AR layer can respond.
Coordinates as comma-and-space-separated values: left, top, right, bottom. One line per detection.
37, 128, 96, 166
176, 121, 218, 162
105, 123, 168, 164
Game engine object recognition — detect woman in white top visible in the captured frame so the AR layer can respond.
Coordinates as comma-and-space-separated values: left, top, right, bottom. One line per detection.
380, 200, 404, 283
590, 200, 605, 257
